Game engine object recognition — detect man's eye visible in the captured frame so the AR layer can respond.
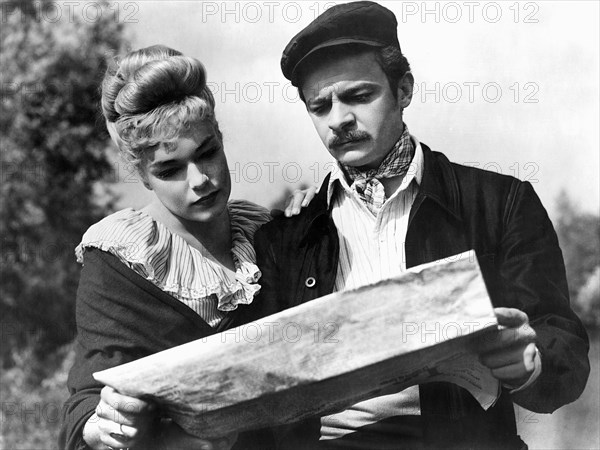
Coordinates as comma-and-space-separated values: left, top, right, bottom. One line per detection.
352, 93, 370, 102
310, 103, 328, 114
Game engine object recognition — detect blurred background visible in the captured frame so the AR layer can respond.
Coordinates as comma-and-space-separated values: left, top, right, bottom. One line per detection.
1, 1, 598, 448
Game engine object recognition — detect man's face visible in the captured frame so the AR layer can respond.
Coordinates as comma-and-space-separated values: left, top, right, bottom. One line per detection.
300, 50, 412, 170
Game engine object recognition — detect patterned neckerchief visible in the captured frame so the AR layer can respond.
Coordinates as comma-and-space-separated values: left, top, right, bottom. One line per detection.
342, 125, 415, 216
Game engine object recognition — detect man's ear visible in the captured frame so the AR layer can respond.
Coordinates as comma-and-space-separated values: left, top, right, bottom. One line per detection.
397, 72, 414, 108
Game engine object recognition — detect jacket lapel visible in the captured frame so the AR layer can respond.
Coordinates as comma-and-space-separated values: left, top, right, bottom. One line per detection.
409, 143, 462, 227
406, 145, 470, 268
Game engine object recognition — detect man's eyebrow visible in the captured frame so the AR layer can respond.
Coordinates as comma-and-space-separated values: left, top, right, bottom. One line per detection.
306, 89, 331, 105
308, 81, 379, 102
307, 95, 328, 107
337, 83, 378, 98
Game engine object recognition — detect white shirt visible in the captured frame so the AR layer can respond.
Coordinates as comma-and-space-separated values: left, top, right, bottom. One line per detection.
320, 138, 425, 445
319, 137, 540, 444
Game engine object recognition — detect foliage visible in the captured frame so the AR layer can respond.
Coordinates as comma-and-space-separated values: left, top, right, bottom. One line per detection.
0, 0, 124, 379
554, 190, 600, 326
575, 266, 600, 328
0, 344, 73, 450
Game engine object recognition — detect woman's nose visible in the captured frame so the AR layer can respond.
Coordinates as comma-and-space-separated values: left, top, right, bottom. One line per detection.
187, 163, 209, 190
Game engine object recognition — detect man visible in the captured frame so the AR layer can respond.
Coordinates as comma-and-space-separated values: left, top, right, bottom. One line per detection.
246, 2, 590, 448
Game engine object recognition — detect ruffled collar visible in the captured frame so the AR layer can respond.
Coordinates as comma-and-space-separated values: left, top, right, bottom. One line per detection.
76, 200, 271, 319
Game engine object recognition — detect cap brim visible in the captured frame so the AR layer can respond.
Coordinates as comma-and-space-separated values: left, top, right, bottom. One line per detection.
290, 37, 387, 86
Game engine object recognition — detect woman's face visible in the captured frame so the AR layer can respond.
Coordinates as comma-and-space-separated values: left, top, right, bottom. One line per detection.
141, 121, 231, 224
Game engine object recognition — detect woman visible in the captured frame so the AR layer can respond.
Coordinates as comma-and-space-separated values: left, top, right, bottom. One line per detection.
60, 45, 310, 450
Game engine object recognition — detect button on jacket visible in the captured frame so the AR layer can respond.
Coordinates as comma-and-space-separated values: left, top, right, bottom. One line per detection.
241, 143, 590, 449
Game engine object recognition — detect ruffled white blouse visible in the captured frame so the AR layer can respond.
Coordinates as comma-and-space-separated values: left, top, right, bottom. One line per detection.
76, 200, 271, 327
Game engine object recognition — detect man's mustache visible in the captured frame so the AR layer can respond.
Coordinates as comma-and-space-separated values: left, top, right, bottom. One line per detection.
328, 131, 371, 148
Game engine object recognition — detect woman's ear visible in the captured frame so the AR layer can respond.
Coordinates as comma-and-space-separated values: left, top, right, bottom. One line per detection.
137, 163, 153, 190
397, 72, 414, 109
140, 173, 152, 191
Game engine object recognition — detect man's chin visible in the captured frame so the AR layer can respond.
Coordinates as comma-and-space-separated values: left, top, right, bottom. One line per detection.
336, 155, 377, 170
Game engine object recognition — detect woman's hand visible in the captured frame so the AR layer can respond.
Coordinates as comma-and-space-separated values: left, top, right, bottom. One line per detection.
83, 386, 156, 449
284, 186, 318, 217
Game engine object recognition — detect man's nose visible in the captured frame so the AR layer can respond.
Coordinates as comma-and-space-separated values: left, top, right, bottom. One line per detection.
328, 101, 355, 133
188, 163, 209, 189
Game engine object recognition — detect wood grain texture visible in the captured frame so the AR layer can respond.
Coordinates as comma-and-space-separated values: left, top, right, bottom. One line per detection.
94, 250, 498, 437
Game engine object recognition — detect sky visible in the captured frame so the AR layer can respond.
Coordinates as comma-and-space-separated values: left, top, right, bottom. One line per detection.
109, 0, 599, 219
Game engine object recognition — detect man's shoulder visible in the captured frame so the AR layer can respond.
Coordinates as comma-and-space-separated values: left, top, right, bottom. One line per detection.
425, 145, 525, 194
257, 182, 331, 250
255, 208, 312, 251
257, 211, 302, 236
419, 143, 538, 220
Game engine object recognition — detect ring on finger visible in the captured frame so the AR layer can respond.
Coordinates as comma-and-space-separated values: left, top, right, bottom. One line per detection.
110, 423, 129, 442
110, 432, 129, 441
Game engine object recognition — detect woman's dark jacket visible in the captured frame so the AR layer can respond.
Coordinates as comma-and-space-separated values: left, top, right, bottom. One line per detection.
59, 248, 256, 450
244, 144, 590, 449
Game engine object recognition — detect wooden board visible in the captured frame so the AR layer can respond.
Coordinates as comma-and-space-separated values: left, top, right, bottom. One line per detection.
94, 250, 499, 438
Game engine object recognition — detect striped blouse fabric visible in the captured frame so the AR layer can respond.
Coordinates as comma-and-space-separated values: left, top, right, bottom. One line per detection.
76, 200, 271, 328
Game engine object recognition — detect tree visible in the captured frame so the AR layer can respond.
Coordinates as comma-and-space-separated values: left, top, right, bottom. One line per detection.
554, 190, 600, 326
0, 0, 125, 377
576, 266, 600, 327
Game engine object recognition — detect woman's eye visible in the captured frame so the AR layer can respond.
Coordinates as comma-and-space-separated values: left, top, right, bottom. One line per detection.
199, 147, 220, 160
205, 147, 219, 157
157, 167, 179, 179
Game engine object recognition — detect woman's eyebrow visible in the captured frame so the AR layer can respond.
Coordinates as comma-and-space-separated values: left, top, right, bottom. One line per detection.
196, 135, 218, 153
150, 135, 217, 169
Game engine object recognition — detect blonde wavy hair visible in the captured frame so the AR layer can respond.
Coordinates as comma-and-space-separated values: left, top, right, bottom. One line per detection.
101, 45, 220, 172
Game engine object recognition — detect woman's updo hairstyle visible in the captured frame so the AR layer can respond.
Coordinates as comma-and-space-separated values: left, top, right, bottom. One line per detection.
101, 45, 220, 171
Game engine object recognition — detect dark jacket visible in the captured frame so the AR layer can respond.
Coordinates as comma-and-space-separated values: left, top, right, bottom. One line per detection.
59, 248, 269, 450
246, 144, 590, 449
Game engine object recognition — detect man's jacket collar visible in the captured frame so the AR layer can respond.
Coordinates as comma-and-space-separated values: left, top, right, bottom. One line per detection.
300, 143, 462, 245
416, 143, 462, 222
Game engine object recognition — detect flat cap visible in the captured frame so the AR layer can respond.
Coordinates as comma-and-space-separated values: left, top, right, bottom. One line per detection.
281, 1, 400, 86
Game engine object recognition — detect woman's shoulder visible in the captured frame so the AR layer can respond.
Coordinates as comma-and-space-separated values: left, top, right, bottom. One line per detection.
75, 208, 157, 264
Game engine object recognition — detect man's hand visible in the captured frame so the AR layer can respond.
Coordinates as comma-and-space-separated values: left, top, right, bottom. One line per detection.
284, 186, 317, 217
478, 307, 538, 388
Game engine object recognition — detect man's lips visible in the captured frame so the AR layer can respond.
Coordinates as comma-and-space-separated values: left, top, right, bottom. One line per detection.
329, 137, 369, 150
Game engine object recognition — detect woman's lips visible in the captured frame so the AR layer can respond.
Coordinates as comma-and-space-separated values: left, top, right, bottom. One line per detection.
191, 190, 218, 206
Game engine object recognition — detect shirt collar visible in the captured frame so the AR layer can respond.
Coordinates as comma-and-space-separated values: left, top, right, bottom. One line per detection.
327, 134, 424, 207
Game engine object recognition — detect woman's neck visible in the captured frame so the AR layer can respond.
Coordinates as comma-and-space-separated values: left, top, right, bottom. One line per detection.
142, 200, 234, 271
